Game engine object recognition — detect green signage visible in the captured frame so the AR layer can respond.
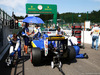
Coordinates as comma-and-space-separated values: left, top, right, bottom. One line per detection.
26, 4, 57, 14
26, 3, 57, 25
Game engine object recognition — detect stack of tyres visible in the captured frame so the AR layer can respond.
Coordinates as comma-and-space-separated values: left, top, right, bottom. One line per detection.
72, 23, 82, 46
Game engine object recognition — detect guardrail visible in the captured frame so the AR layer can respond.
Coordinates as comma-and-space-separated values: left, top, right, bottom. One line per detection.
0, 8, 12, 61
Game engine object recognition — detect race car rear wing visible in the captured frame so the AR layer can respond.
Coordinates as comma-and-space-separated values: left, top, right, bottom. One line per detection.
48, 36, 68, 51
48, 36, 66, 41
44, 36, 68, 56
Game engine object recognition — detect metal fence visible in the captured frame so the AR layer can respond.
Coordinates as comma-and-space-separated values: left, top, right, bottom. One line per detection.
0, 8, 12, 25
0, 8, 12, 54
0, 8, 23, 60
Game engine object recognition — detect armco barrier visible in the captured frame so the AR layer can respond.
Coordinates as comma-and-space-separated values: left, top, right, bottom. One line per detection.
0, 44, 10, 61
0, 8, 12, 61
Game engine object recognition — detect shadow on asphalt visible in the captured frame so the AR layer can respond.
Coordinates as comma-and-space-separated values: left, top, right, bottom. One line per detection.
0, 50, 12, 75
0, 50, 77, 75
31, 56, 77, 67
13, 51, 30, 75
0, 50, 30, 75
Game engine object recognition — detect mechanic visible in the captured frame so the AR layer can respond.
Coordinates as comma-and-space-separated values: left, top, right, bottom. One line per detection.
90, 24, 100, 50
7, 33, 21, 58
56, 27, 63, 36
23, 23, 32, 54
32, 24, 41, 39
56, 27, 63, 50
68, 34, 78, 46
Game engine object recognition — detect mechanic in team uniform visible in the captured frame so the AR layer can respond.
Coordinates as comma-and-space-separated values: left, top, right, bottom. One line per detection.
68, 34, 78, 46
32, 25, 41, 39
56, 27, 63, 50
7, 33, 21, 58
56, 27, 63, 36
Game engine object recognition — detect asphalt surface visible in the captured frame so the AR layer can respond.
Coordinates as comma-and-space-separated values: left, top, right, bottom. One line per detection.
0, 43, 100, 75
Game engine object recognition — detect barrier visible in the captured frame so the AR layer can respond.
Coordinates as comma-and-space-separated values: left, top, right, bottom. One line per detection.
81, 31, 100, 45
0, 8, 12, 61
72, 23, 82, 46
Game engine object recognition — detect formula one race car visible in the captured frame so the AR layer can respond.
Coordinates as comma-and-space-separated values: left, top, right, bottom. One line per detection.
30, 34, 76, 68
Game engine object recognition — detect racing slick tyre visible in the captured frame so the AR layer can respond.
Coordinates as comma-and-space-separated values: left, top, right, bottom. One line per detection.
31, 48, 41, 66
67, 46, 76, 60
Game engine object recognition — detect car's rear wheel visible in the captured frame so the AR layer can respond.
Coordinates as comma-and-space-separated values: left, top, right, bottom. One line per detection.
67, 46, 76, 60
31, 48, 41, 66
30, 49, 32, 63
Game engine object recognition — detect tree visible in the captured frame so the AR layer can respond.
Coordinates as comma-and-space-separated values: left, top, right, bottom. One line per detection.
59, 10, 100, 23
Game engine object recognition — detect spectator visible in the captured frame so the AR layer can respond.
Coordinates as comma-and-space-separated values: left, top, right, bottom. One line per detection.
99, 24, 100, 47
90, 24, 100, 50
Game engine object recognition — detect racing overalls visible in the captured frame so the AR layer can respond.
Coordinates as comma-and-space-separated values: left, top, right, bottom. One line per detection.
33, 27, 41, 39
7, 34, 21, 58
56, 30, 63, 49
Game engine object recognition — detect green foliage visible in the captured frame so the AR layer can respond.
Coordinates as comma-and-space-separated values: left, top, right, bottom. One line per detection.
60, 10, 100, 23
38, 12, 60, 22
60, 12, 87, 23
15, 10, 100, 23
15, 16, 25, 19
